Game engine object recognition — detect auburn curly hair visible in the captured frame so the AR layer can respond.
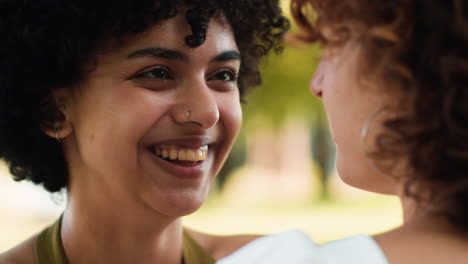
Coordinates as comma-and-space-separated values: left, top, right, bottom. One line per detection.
291, 0, 468, 232
0, 0, 289, 193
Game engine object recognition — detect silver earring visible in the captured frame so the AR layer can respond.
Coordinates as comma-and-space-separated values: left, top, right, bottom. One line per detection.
360, 108, 386, 150
54, 127, 61, 142
360, 107, 391, 175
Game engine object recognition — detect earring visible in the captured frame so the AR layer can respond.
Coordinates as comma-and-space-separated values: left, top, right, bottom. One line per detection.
54, 127, 61, 142
360, 108, 387, 151
360, 107, 393, 175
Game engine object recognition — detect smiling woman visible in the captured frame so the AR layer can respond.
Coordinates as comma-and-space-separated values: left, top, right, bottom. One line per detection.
0, 1, 288, 263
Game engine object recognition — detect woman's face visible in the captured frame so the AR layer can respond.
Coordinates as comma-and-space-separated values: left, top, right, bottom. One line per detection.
310, 42, 398, 194
61, 13, 242, 217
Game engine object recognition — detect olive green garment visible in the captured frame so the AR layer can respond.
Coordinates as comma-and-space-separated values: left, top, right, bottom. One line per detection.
35, 217, 215, 264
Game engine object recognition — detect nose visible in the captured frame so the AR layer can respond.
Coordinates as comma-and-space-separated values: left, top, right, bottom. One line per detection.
171, 81, 220, 129
310, 61, 324, 98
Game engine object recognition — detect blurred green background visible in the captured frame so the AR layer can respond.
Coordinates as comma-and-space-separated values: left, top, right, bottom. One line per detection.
0, 0, 402, 253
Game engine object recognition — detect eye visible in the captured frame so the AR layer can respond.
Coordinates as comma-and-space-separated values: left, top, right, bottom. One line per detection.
133, 66, 173, 80
129, 65, 175, 91
210, 69, 238, 82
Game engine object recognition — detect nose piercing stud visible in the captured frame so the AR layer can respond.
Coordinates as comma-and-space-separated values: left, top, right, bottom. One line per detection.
186, 109, 192, 123
55, 127, 61, 142
185, 109, 202, 126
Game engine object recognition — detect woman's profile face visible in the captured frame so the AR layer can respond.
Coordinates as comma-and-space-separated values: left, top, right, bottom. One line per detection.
61, 13, 242, 217
310, 43, 398, 194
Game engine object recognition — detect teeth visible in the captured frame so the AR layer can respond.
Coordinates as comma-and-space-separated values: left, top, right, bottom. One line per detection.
169, 149, 178, 160
178, 150, 186, 160
151, 145, 209, 162
187, 150, 196, 161
196, 150, 203, 161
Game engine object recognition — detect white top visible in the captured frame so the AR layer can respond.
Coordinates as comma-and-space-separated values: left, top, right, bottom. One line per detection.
217, 231, 388, 264
319, 235, 388, 264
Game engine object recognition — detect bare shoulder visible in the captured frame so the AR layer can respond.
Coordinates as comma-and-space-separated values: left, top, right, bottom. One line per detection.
185, 229, 263, 260
0, 234, 37, 264
374, 227, 468, 264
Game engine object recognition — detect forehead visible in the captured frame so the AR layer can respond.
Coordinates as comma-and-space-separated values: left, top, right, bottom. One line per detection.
114, 12, 238, 60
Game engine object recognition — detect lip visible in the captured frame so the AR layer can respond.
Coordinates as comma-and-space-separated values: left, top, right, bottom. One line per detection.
148, 148, 211, 179
149, 136, 214, 149
145, 136, 215, 179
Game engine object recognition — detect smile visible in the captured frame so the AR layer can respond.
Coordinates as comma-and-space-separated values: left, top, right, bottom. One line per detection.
148, 145, 208, 162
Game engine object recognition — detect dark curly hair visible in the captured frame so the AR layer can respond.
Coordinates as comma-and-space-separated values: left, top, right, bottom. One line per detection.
291, 0, 468, 232
0, 0, 289, 192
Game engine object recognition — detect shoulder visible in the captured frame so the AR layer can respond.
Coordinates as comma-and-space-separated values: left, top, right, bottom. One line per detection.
184, 228, 262, 260
319, 235, 388, 264
213, 230, 318, 264
373, 227, 468, 264
0, 234, 37, 264
215, 232, 389, 264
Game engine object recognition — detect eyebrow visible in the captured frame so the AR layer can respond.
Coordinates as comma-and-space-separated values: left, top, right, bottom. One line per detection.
127, 47, 241, 63
127, 47, 188, 61
211, 51, 241, 62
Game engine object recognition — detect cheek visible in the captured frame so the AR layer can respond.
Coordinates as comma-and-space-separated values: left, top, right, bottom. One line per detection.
71, 86, 170, 165
227, 104, 242, 137
204, 92, 241, 181
220, 95, 242, 140
322, 87, 347, 143
322, 77, 362, 140
322, 82, 366, 173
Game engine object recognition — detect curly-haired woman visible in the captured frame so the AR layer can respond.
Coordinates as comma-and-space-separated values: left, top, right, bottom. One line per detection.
219, 0, 468, 263
0, 1, 290, 263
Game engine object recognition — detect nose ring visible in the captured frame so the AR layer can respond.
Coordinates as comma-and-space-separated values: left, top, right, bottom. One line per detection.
55, 127, 61, 142
186, 109, 192, 123
185, 109, 202, 126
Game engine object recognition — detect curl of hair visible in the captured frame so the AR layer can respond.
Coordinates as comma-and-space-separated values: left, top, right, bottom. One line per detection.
0, 0, 289, 192
291, 0, 468, 232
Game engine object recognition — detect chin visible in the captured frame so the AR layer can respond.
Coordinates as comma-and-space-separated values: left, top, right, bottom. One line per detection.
336, 157, 398, 195
151, 190, 209, 218
164, 203, 204, 218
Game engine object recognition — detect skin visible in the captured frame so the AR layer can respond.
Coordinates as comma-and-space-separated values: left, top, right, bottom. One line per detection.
311, 43, 397, 195
311, 41, 468, 263
0, 12, 259, 264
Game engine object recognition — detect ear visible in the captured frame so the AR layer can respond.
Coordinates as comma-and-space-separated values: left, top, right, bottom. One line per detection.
40, 88, 74, 142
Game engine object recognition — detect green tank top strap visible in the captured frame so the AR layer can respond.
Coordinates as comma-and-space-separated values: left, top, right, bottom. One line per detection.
182, 231, 215, 264
35, 216, 68, 264
34, 217, 215, 264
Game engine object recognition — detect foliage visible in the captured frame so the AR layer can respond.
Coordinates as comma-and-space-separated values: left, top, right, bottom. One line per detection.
243, 40, 323, 129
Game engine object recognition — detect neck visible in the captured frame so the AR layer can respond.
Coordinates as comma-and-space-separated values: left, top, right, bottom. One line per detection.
398, 187, 456, 235
61, 189, 184, 264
